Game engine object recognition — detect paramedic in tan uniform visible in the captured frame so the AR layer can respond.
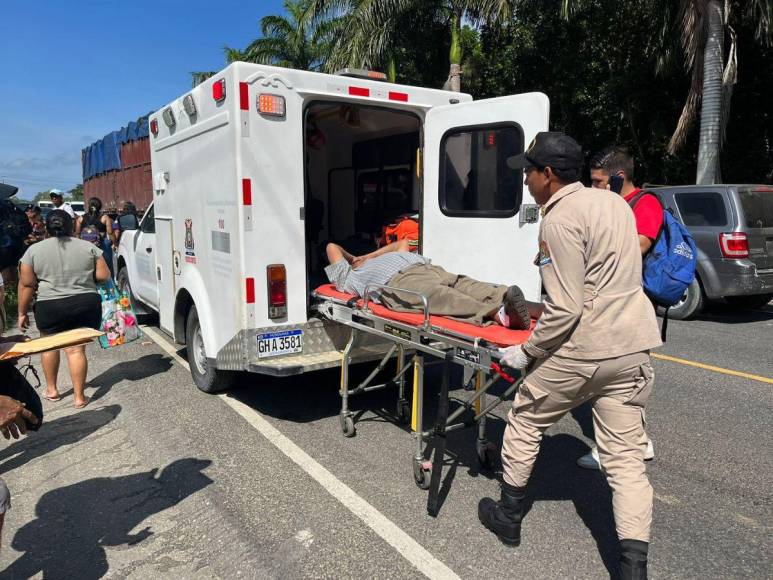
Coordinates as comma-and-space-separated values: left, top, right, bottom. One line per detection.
477, 132, 662, 580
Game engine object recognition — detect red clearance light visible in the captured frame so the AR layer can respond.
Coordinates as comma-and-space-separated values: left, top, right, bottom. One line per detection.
367, 71, 387, 80
246, 277, 255, 304
388, 91, 408, 102
213, 78, 226, 102
239, 82, 249, 111
258, 94, 286, 117
242, 178, 252, 205
719, 232, 749, 259
267, 264, 287, 319
348, 86, 369, 97
150, 118, 159, 136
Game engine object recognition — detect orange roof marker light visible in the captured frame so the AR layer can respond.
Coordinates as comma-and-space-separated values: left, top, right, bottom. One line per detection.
258, 94, 286, 118
334, 68, 387, 81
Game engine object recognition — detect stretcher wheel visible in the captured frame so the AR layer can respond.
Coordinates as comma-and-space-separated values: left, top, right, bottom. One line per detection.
339, 414, 356, 438
477, 441, 498, 470
413, 458, 432, 490
396, 399, 411, 424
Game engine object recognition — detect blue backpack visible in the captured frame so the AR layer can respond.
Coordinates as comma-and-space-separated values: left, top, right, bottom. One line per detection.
628, 191, 697, 337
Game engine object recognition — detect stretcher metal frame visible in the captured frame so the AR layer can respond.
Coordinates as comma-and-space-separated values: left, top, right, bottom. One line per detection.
313, 284, 525, 516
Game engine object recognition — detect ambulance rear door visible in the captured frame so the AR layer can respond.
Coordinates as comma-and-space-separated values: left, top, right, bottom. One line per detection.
421, 93, 549, 301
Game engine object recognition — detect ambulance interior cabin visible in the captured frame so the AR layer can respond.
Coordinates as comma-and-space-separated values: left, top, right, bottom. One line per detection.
303, 102, 421, 289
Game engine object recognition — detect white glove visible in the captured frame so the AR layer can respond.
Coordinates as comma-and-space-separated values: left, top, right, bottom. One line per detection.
499, 345, 532, 370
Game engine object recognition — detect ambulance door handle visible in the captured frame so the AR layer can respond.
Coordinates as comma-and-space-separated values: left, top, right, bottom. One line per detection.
145, 247, 153, 253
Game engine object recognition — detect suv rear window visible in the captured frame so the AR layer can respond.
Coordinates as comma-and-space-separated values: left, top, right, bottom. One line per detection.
739, 188, 773, 228
674, 192, 728, 227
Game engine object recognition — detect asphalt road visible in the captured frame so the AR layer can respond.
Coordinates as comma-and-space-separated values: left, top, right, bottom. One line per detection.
1, 301, 771, 579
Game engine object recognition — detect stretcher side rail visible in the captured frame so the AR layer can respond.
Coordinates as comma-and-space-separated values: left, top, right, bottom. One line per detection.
362, 283, 431, 331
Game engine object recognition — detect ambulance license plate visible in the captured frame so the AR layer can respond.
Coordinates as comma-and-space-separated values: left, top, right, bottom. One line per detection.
257, 330, 303, 358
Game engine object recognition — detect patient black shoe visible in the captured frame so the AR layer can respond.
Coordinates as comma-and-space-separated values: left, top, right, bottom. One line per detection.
478, 482, 526, 546
503, 285, 531, 330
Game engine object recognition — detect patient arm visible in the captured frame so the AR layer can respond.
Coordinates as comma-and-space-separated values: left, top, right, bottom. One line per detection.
326, 242, 356, 265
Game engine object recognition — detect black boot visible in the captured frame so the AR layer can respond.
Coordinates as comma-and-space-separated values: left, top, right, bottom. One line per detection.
478, 482, 525, 546
619, 539, 648, 580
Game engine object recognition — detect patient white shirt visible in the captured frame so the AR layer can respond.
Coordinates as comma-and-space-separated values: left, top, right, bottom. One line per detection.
325, 252, 428, 301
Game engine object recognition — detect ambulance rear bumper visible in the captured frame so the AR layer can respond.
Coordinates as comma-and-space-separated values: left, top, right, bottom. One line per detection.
215, 317, 393, 376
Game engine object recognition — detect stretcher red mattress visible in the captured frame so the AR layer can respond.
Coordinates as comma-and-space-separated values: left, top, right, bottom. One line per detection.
314, 284, 534, 347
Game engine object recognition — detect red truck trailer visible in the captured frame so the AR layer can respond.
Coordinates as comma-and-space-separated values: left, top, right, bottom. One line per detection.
82, 116, 153, 211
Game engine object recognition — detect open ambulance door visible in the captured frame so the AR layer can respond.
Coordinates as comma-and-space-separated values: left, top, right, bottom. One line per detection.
421, 93, 549, 301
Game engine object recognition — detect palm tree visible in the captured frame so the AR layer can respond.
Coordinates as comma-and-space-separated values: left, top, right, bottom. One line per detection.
562, 0, 771, 184
308, 0, 516, 91
234, 0, 332, 70
664, 0, 771, 184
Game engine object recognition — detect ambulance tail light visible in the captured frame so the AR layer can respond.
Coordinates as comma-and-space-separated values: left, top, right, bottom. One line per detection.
267, 264, 287, 319
150, 118, 159, 137
719, 232, 749, 259
212, 78, 226, 102
258, 94, 286, 118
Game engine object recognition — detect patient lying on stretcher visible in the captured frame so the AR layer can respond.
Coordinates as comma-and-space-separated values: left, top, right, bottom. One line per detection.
324, 240, 531, 330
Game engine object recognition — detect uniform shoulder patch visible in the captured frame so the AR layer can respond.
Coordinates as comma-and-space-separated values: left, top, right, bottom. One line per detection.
534, 240, 552, 267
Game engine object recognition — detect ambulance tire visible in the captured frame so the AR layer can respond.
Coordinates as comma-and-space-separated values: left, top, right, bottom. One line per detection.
186, 305, 234, 393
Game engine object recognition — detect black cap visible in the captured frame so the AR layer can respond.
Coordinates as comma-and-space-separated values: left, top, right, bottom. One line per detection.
507, 131, 583, 171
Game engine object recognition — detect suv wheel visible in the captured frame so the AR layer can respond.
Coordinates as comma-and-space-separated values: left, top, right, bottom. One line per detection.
667, 279, 704, 320
186, 305, 234, 393
725, 293, 773, 310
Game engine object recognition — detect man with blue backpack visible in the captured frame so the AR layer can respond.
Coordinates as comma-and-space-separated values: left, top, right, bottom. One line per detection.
579, 147, 697, 471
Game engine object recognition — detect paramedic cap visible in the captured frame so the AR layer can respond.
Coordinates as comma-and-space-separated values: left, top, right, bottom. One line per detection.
49, 188, 64, 198
507, 132, 583, 171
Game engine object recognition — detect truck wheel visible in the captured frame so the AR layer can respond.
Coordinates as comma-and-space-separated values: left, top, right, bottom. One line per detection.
186, 305, 233, 393
667, 279, 704, 320
725, 293, 773, 310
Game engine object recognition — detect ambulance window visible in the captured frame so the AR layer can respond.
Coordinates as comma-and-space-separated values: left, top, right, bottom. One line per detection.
439, 123, 523, 217
140, 205, 155, 233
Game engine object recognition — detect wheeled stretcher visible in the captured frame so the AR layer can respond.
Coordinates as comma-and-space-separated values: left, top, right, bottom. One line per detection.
313, 283, 534, 515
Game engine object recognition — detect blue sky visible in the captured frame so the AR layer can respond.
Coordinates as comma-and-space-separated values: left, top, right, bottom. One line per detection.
0, 0, 286, 200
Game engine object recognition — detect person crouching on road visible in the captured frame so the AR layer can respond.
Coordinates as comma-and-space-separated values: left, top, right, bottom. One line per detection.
478, 132, 662, 579
17, 210, 112, 408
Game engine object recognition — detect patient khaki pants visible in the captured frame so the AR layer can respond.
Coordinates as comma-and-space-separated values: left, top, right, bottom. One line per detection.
380, 264, 508, 325
501, 351, 654, 542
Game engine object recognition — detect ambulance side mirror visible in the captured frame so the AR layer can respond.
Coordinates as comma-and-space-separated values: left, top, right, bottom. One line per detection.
118, 214, 140, 231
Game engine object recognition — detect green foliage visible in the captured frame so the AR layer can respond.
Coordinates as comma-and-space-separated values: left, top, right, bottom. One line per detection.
68, 184, 83, 201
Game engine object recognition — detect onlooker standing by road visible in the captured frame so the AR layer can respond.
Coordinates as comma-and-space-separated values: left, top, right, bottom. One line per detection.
24, 205, 46, 246
17, 210, 111, 408
76, 197, 116, 279
48, 189, 75, 218
478, 133, 662, 579
576, 146, 661, 469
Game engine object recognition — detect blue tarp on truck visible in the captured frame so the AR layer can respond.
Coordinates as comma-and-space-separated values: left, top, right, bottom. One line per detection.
82, 116, 151, 180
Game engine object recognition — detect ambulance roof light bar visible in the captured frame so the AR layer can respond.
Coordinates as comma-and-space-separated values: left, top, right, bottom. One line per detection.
334, 68, 387, 81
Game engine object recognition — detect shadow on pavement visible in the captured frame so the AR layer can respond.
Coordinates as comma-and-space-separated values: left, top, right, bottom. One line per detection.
526, 433, 620, 578
0, 458, 213, 580
90, 354, 174, 401
0, 405, 122, 475
690, 302, 773, 324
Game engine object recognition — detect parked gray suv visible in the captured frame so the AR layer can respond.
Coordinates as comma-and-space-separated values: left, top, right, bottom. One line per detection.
648, 184, 773, 319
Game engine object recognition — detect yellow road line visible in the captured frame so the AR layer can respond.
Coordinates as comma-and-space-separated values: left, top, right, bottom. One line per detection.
652, 353, 773, 385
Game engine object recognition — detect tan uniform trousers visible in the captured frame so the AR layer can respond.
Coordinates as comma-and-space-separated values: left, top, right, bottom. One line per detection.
380, 264, 507, 325
501, 351, 654, 542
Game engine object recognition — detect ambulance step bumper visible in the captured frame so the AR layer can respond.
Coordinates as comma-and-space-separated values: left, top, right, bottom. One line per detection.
248, 345, 393, 377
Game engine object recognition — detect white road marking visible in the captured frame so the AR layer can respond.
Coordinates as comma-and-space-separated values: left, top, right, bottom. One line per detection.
140, 325, 460, 580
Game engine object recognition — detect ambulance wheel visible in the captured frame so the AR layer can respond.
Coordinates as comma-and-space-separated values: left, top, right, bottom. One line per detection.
396, 399, 411, 424
186, 305, 233, 394
666, 279, 704, 320
413, 458, 432, 490
477, 441, 498, 471
341, 414, 356, 438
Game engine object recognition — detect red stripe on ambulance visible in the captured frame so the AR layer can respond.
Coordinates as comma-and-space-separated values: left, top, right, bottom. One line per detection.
239, 83, 249, 110
348, 86, 370, 97
242, 179, 252, 205
246, 278, 256, 304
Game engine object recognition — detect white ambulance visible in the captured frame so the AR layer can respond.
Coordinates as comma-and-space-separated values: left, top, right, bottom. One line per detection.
116, 62, 548, 392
